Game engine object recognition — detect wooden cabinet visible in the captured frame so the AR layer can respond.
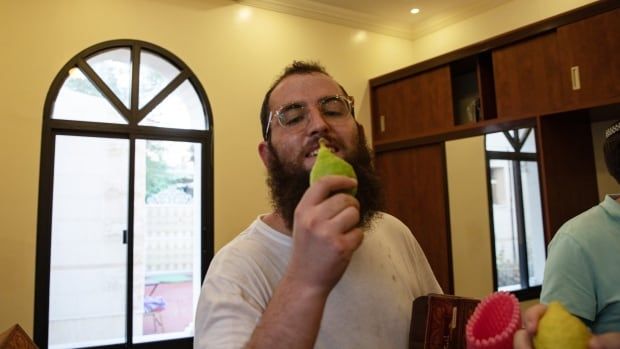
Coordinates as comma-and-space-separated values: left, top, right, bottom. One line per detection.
492, 32, 569, 119
370, 2, 620, 143
536, 112, 599, 243
556, 7, 620, 109
493, 8, 620, 119
451, 53, 497, 126
371, 66, 453, 144
368, 2, 619, 295
374, 144, 453, 293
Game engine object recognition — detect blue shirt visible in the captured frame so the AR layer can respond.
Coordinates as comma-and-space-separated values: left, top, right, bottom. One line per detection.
540, 195, 620, 334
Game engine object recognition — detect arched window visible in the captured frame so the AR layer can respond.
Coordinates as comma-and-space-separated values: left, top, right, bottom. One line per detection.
34, 40, 213, 349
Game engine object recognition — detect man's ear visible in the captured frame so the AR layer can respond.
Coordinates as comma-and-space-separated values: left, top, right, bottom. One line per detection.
258, 141, 272, 168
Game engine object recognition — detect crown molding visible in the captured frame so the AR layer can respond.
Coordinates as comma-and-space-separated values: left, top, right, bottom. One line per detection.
235, 0, 415, 40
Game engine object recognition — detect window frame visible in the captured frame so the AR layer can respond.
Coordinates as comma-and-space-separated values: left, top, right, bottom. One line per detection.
34, 39, 214, 349
485, 127, 544, 301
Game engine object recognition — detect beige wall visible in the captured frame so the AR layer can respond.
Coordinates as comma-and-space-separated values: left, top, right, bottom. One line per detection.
0, 0, 598, 336
446, 137, 494, 299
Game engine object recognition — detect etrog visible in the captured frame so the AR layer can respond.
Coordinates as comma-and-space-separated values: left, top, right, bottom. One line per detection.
309, 138, 357, 195
534, 301, 592, 349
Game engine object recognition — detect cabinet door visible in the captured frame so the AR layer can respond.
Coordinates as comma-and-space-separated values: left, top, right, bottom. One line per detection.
557, 8, 620, 109
493, 32, 569, 119
537, 113, 598, 243
371, 66, 453, 144
374, 144, 453, 293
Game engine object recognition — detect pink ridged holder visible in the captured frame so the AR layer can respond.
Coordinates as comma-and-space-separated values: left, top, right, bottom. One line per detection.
465, 292, 521, 349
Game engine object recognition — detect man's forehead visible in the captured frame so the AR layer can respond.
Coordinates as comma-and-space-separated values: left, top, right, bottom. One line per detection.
270, 73, 342, 106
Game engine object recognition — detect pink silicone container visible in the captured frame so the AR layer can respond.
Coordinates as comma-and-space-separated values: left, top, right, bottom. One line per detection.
465, 292, 521, 349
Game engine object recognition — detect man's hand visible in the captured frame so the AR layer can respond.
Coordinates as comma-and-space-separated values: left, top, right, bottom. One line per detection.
287, 175, 362, 293
246, 175, 361, 349
590, 333, 620, 349
513, 304, 620, 349
513, 303, 546, 349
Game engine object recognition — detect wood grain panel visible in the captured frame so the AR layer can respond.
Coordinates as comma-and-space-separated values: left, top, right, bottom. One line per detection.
536, 112, 599, 242
375, 144, 453, 293
372, 66, 453, 143
492, 32, 569, 119
557, 7, 620, 109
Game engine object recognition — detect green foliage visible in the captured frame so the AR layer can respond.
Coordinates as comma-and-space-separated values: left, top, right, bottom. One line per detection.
146, 143, 174, 199
145, 141, 194, 202
65, 76, 100, 96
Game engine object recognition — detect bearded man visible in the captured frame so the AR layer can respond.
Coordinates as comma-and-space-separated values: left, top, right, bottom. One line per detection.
194, 61, 441, 349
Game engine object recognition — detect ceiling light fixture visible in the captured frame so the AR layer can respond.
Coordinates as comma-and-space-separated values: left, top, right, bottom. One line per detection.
410, 8, 420, 14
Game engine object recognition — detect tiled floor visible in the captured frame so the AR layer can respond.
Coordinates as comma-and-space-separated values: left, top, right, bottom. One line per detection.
143, 281, 193, 334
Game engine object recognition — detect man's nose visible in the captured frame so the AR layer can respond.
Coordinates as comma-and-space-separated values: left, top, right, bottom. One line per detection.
306, 107, 329, 135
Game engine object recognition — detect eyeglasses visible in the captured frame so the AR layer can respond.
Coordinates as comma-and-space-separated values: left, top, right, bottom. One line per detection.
265, 95, 354, 139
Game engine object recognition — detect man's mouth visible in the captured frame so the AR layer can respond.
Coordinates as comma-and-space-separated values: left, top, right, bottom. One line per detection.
307, 144, 338, 157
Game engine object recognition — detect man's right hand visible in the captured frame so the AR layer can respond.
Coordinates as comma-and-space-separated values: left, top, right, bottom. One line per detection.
246, 175, 362, 349
513, 304, 620, 349
287, 174, 362, 294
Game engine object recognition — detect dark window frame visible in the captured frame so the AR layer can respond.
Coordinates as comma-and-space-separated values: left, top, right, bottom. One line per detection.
34, 39, 214, 349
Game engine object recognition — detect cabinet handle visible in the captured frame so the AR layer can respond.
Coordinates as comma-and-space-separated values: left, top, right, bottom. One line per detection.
571, 66, 581, 90
380, 115, 386, 133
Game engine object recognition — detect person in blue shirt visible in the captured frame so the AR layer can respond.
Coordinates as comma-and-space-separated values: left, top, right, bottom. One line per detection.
514, 120, 620, 348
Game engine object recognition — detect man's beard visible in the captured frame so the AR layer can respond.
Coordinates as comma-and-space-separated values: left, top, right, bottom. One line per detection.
265, 128, 383, 232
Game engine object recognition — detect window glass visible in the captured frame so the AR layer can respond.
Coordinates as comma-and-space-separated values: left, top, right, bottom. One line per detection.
49, 135, 129, 348
485, 128, 545, 296
520, 161, 545, 287
521, 129, 537, 153
133, 140, 202, 342
489, 158, 521, 291
52, 68, 127, 124
140, 80, 206, 130
86, 48, 132, 108
485, 131, 514, 152
139, 51, 180, 109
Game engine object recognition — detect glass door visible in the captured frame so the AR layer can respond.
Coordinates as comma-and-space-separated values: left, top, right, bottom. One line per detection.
49, 135, 129, 348
132, 139, 202, 343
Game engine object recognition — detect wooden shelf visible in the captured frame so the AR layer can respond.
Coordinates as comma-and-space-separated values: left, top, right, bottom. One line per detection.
373, 116, 536, 153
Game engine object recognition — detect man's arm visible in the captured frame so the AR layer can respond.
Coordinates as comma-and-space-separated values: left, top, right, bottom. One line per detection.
246, 175, 362, 349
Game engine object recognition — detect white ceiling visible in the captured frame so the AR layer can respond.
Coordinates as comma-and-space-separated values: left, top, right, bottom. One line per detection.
235, 0, 512, 40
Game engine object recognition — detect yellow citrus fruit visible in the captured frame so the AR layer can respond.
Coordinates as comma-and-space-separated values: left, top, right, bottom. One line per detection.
534, 301, 592, 349
309, 138, 357, 195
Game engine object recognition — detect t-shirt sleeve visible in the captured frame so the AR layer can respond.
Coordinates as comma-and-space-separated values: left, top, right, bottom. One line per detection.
194, 273, 263, 349
408, 233, 443, 295
540, 233, 596, 321
384, 213, 443, 296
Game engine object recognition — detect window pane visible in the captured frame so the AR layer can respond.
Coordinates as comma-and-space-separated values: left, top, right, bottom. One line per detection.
521, 129, 537, 153
521, 161, 545, 287
489, 159, 522, 291
490, 166, 507, 205
86, 48, 132, 108
485, 131, 514, 152
139, 51, 180, 109
133, 140, 202, 343
139, 80, 206, 130
52, 68, 127, 124
49, 135, 129, 348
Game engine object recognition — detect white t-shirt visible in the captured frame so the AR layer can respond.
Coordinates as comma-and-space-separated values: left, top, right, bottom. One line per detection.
194, 212, 441, 349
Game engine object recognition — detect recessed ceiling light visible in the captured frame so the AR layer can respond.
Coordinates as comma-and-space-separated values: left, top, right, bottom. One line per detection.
410, 8, 420, 14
